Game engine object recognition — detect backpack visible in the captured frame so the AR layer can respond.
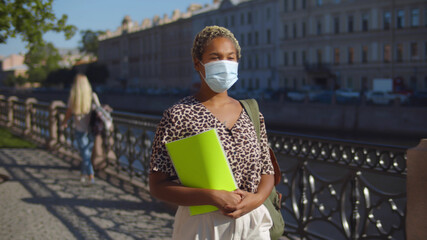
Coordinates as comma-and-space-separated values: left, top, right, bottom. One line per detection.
89, 93, 113, 135
239, 99, 285, 240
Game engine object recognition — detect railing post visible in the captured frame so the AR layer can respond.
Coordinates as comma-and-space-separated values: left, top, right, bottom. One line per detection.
350, 171, 361, 240
7, 96, 18, 128
406, 139, 427, 240
48, 100, 65, 150
0, 95, 5, 125
24, 98, 37, 136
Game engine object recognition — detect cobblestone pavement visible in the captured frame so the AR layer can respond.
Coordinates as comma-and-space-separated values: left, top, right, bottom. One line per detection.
0, 148, 174, 240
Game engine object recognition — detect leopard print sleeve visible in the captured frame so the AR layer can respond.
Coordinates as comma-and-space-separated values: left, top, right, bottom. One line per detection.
149, 108, 177, 176
259, 112, 274, 175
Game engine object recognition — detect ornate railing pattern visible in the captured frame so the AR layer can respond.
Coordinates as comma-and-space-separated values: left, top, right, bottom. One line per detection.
30, 102, 51, 145
0, 94, 408, 240
11, 99, 26, 133
268, 132, 406, 239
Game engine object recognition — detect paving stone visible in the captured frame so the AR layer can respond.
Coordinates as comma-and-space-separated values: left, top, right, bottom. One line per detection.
0, 148, 174, 240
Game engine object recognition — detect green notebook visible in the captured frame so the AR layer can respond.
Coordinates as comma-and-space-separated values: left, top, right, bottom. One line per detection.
165, 128, 237, 215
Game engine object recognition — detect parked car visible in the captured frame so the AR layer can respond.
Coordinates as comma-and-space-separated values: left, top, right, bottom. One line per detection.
367, 91, 409, 105
335, 88, 360, 98
287, 91, 306, 101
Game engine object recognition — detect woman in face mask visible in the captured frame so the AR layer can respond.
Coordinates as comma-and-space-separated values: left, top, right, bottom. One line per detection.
149, 26, 275, 239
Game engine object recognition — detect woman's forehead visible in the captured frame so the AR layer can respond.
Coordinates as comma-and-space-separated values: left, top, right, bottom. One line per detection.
203, 37, 236, 54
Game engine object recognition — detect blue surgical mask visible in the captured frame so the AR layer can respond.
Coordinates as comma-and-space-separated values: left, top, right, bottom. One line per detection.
199, 60, 239, 93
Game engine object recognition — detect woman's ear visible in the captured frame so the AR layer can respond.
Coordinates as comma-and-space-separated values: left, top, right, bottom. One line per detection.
193, 58, 202, 72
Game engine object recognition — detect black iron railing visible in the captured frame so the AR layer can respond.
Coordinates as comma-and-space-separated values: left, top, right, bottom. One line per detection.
0, 94, 407, 240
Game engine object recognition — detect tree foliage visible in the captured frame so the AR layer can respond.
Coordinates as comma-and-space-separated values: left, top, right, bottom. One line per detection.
25, 42, 61, 83
79, 29, 105, 58
0, 0, 76, 50
4, 74, 26, 87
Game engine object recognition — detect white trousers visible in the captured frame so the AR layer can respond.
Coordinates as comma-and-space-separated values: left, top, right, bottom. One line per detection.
172, 204, 272, 240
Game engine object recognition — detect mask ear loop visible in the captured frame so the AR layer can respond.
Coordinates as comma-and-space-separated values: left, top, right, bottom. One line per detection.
197, 60, 206, 81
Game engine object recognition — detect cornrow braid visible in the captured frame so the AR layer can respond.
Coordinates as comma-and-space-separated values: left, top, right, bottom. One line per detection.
191, 25, 241, 62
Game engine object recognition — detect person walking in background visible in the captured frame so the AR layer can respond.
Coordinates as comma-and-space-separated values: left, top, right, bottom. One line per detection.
149, 26, 275, 239
61, 73, 98, 185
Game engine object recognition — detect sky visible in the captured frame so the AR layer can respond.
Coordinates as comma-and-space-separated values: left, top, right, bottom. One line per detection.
0, 0, 213, 57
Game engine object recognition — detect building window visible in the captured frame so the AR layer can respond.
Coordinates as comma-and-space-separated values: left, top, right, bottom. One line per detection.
317, 49, 322, 64
267, 29, 271, 44
293, 23, 297, 38
240, 13, 244, 25
410, 76, 417, 91
302, 22, 306, 37
231, 15, 235, 27
317, 20, 322, 35
348, 47, 354, 64
248, 32, 252, 45
292, 0, 296, 11
362, 46, 368, 63
425, 9, 427, 26
267, 53, 271, 67
347, 77, 353, 89
334, 48, 340, 65
396, 43, 403, 62
302, 0, 306, 9
284, 0, 288, 12
284, 24, 288, 39
255, 31, 259, 45
411, 9, 419, 27
240, 34, 245, 46
384, 11, 391, 30
397, 10, 405, 28
411, 42, 418, 60
224, 17, 228, 27
247, 12, 252, 25
316, 0, 322, 7
266, 8, 271, 20
284, 52, 288, 66
362, 13, 369, 32
302, 51, 306, 64
255, 54, 259, 69
334, 16, 340, 34
425, 42, 427, 60
348, 16, 354, 33
292, 51, 297, 66
384, 44, 391, 62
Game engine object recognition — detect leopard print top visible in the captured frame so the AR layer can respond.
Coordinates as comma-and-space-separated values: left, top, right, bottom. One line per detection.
150, 96, 274, 193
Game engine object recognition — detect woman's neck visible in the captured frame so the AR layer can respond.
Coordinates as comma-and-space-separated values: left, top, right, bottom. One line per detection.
194, 88, 230, 104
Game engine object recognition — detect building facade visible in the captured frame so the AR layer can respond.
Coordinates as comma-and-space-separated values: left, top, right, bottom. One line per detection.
279, 0, 427, 91
98, 0, 427, 92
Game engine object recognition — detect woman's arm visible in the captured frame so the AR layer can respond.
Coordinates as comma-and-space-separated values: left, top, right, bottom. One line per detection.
225, 174, 274, 219
149, 171, 243, 213
61, 107, 73, 128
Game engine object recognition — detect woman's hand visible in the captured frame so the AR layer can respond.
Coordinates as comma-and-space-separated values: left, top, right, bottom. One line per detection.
223, 189, 263, 219
211, 189, 243, 214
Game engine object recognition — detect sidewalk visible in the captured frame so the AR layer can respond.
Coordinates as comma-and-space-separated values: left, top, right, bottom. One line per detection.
0, 148, 174, 240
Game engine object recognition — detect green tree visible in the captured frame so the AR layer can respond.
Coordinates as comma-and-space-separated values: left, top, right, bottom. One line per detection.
25, 42, 61, 84
0, 0, 76, 50
79, 30, 105, 58
4, 74, 27, 87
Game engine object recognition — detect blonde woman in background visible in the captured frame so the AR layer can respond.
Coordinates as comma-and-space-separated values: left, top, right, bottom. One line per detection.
62, 73, 99, 185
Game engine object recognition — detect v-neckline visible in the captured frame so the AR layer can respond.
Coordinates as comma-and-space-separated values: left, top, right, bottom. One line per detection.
192, 96, 244, 131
